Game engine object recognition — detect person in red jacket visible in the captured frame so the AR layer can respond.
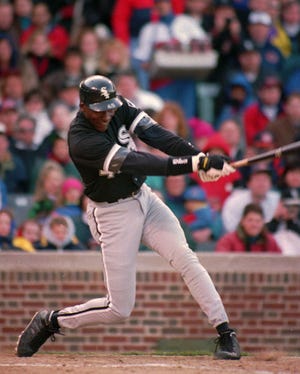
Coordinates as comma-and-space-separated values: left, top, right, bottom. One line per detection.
20, 2, 69, 61
111, 0, 184, 46
190, 132, 242, 212
215, 203, 282, 253
243, 73, 284, 147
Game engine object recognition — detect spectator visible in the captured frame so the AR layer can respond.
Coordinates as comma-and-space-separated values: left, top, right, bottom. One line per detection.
170, 0, 211, 47
133, 0, 198, 118
22, 29, 63, 80
215, 202, 282, 253
53, 177, 92, 248
0, 208, 26, 251
97, 37, 131, 79
215, 72, 254, 128
76, 27, 102, 76
187, 117, 215, 150
22, 88, 53, 147
0, 36, 39, 93
55, 79, 80, 116
0, 1, 20, 66
233, 39, 262, 94
278, 0, 300, 57
281, 54, 300, 97
0, 99, 19, 141
38, 101, 73, 157
46, 137, 80, 177
20, 1, 69, 61
113, 69, 164, 115
190, 132, 242, 211
1, 72, 26, 111
0, 176, 7, 211
221, 166, 281, 232
182, 184, 224, 248
163, 174, 187, 219
0, 124, 28, 193
40, 214, 85, 251
180, 0, 213, 30
265, 92, 300, 163
267, 196, 300, 255
70, 0, 116, 45
41, 46, 84, 104
10, 113, 44, 192
12, 0, 33, 37
246, 11, 285, 76
154, 101, 192, 140
28, 160, 65, 223
244, 130, 282, 185
210, 0, 244, 82
111, 0, 184, 46
243, 73, 284, 147
278, 161, 300, 201
267, 0, 291, 58
218, 118, 244, 162
14, 218, 43, 252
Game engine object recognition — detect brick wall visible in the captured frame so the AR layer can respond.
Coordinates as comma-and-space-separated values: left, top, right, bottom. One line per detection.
1, 252, 299, 354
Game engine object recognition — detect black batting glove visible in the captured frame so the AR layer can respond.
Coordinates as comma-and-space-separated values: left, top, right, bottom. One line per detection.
198, 155, 230, 171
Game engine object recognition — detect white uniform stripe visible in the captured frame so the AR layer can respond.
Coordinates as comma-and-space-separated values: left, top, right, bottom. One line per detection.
103, 144, 122, 172
129, 112, 146, 134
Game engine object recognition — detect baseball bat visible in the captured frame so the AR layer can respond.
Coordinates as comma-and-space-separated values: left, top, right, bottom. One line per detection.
230, 140, 300, 168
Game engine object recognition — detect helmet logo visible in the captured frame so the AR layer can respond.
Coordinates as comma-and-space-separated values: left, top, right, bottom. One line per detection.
100, 87, 110, 99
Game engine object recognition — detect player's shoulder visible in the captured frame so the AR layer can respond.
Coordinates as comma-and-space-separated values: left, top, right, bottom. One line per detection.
115, 95, 143, 120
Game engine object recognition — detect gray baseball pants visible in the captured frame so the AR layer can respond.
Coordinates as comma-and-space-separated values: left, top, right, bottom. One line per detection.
56, 184, 228, 329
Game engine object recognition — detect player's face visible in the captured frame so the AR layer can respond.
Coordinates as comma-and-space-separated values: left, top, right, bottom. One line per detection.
81, 103, 117, 132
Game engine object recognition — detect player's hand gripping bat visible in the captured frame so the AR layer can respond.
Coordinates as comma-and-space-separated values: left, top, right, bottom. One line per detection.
230, 140, 300, 169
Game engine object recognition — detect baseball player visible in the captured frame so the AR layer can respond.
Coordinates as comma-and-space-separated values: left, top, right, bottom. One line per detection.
16, 75, 241, 360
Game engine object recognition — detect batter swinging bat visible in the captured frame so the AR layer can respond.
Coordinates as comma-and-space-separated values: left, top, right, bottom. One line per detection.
230, 140, 300, 169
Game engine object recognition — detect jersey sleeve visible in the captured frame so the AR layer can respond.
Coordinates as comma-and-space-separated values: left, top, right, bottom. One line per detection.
128, 108, 199, 156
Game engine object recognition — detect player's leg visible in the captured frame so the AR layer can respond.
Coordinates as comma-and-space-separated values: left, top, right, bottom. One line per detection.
16, 197, 144, 356
141, 187, 241, 359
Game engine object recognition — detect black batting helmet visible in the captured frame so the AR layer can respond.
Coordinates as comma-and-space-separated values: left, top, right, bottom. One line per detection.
79, 75, 123, 112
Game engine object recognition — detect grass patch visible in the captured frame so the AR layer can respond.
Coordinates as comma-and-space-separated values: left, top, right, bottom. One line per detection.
153, 338, 215, 356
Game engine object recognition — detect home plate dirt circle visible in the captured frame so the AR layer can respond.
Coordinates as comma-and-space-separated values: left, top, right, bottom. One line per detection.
1, 352, 299, 373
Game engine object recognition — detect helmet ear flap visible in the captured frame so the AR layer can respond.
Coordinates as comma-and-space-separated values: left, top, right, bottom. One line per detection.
79, 75, 123, 111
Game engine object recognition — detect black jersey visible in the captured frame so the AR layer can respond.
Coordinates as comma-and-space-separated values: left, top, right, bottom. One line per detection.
68, 96, 199, 202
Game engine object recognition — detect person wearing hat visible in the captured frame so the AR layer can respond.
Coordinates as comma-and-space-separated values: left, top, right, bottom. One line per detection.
215, 71, 255, 128
246, 10, 284, 75
53, 177, 93, 248
182, 184, 224, 248
243, 72, 285, 147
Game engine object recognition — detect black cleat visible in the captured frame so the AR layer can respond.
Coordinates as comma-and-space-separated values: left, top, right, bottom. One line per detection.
214, 329, 241, 360
16, 310, 60, 357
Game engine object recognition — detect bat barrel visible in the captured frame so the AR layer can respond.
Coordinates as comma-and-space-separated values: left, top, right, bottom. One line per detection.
230, 141, 300, 169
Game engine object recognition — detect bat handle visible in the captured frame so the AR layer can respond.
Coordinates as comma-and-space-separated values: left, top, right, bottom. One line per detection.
230, 159, 249, 168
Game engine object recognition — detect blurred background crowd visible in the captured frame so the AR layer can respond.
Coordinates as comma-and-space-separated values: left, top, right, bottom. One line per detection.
1, 0, 300, 254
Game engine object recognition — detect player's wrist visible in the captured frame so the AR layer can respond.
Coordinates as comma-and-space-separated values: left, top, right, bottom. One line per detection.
191, 152, 206, 172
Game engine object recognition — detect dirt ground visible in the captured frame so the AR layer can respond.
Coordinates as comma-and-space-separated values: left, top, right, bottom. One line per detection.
1, 352, 299, 374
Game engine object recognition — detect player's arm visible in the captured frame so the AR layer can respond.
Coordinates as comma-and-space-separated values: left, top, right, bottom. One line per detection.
128, 109, 199, 156
104, 144, 235, 181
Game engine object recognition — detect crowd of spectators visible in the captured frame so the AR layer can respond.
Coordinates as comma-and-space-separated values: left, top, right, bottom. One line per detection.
1, 0, 300, 254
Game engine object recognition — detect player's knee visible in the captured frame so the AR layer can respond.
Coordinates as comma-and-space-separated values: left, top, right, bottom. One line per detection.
111, 305, 133, 322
